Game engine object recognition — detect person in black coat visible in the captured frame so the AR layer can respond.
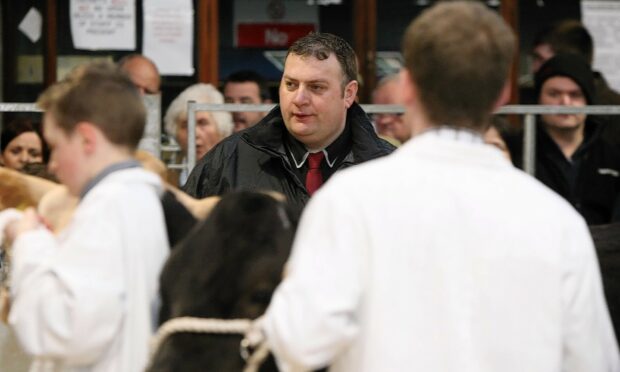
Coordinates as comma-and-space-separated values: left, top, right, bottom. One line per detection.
183, 33, 395, 210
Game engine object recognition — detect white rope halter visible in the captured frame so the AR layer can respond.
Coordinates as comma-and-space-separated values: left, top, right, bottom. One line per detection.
149, 316, 269, 372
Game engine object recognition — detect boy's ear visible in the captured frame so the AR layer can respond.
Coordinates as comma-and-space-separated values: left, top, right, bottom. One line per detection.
493, 79, 512, 109
75, 122, 99, 155
399, 68, 418, 106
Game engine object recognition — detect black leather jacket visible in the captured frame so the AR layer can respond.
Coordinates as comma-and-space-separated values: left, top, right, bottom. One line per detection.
183, 102, 395, 210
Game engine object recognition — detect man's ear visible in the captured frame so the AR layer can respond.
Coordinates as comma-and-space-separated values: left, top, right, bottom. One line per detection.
75, 122, 99, 155
344, 80, 359, 108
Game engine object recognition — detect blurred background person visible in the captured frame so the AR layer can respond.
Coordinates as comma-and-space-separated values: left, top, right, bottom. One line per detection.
118, 54, 161, 95
1, 117, 46, 172
164, 83, 233, 186
371, 73, 411, 145
223, 70, 272, 132
524, 20, 620, 145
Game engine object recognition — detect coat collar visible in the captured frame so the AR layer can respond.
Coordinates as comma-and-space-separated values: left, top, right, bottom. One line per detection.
240, 102, 394, 162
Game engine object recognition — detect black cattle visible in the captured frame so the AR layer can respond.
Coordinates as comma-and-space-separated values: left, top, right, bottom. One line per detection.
148, 191, 299, 372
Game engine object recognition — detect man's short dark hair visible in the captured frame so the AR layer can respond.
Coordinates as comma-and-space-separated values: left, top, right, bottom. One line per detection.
287, 32, 358, 89
224, 70, 271, 101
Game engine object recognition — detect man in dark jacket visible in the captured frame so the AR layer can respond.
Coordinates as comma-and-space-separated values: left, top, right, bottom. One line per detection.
510, 53, 620, 225
525, 20, 620, 146
183, 33, 395, 209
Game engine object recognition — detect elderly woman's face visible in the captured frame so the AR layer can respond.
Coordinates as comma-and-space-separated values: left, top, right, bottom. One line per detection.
176, 111, 222, 160
1, 131, 43, 170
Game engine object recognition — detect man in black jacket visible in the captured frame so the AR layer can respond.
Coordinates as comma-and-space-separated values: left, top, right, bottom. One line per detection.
510, 53, 620, 225
183, 33, 395, 209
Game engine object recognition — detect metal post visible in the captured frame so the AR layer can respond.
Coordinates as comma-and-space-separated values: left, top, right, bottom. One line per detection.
523, 113, 536, 176
139, 94, 161, 158
187, 100, 197, 175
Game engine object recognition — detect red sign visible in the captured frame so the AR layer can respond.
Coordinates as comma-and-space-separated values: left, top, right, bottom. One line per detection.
237, 23, 316, 48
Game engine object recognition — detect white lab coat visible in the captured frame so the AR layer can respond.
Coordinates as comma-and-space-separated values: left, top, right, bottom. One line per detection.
264, 128, 620, 372
9, 168, 169, 372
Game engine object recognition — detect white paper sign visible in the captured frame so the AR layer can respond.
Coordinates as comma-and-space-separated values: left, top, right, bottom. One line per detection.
70, 0, 136, 50
18, 7, 42, 43
143, 0, 194, 76
582, 1, 620, 91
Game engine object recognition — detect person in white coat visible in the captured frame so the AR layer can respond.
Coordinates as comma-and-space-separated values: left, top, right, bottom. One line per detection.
263, 2, 620, 372
3, 61, 169, 371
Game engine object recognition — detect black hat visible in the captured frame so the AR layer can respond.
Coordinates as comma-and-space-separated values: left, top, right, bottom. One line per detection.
535, 53, 595, 104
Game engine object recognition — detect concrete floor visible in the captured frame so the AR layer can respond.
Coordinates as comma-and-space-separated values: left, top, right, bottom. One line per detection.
0, 323, 31, 371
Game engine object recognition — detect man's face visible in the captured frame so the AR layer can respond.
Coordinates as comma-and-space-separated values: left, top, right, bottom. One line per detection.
539, 76, 587, 131
279, 53, 357, 150
122, 58, 160, 95
531, 43, 554, 73
176, 111, 222, 160
372, 78, 411, 143
43, 113, 88, 196
224, 81, 266, 132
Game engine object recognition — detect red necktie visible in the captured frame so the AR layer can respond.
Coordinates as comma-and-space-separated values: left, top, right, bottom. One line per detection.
305, 152, 325, 196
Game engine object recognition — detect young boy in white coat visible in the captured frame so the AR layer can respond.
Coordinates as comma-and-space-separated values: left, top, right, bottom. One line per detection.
3, 61, 170, 371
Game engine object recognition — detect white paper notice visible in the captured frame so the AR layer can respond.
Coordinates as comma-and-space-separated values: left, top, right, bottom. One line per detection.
582, 1, 620, 91
18, 7, 42, 43
143, 0, 194, 76
70, 0, 136, 50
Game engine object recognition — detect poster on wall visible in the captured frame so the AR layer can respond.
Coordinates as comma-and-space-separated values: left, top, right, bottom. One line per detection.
70, 0, 135, 50
235, 0, 318, 48
143, 0, 194, 76
582, 1, 620, 91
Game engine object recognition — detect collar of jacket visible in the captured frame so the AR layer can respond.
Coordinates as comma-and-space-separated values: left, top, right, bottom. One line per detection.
240, 102, 394, 163
538, 116, 604, 159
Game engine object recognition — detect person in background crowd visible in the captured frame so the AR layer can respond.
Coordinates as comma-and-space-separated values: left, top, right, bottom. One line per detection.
371, 73, 411, 145
0, 117, 45, 172
118, 54, 161, 95
164, 83, 233, 186
263, 3, 619, 371
183, 32, 395, 210
526, 20, 620, 145
223, 70, 273, 132
532, 54, 620, 224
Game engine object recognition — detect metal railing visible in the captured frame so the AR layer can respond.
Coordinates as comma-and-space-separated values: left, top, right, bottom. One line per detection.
185, 102, 620, 176
0, 103, 41, 112
2, 101, 617, 178
0, 95, 162, 157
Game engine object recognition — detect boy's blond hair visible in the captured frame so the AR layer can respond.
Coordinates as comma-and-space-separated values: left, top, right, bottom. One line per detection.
37, 61, 145, 150
402, 1, 515, 130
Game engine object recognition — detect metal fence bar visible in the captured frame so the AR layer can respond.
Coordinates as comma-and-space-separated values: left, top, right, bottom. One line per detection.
187, 103, 620, 115
139, 94, 162, 158
0, 103, 42, 112
187, 101, 198, 174
523, 114, 536, 176
3, 101, 617, 177
497, 105, 620, 115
